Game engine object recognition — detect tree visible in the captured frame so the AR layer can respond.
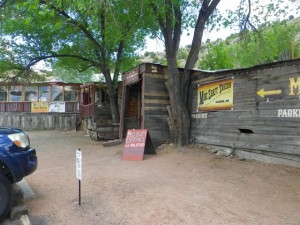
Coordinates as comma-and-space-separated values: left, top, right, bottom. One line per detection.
198, 42, 234, 70
1, 0, 299, 146
147, 0, 299, 146
52, 68, 100, 83
147, 0, 221, 145
234, 20, 300, 66
198, 19, 300, 70
0, 0, 149, 123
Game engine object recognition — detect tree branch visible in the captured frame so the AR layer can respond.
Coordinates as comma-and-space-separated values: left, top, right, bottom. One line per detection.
113, 40, 124, 87
165, 0, 174, 47
240, 0, 257, 32
40, 1, 103, 55
151, 3, 167, 41
25, 54, 98, 70
186, 0, 221, 69
99, 5, 108, 66
173, 2, 182, 54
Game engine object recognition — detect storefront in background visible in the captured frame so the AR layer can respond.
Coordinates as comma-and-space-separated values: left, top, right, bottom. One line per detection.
0, 82, 80, 113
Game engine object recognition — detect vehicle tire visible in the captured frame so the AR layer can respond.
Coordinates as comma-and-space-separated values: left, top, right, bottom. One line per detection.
0, 174, 12, 222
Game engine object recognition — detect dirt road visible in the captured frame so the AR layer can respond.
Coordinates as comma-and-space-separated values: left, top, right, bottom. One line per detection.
25, 130, 300, 225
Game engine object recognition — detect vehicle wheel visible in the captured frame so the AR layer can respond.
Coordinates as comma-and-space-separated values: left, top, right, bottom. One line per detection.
0, 174, 12, 222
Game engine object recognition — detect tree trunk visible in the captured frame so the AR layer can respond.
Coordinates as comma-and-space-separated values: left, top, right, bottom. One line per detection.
165, 54, 190, 146
103, 70, 120, 124
154, 0, 221, 147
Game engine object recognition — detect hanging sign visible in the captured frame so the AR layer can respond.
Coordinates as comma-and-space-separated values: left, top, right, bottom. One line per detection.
31, 102, 49, 112
49, 101, 66, 112
124, 67, 139, 85
122, 129, 156, 161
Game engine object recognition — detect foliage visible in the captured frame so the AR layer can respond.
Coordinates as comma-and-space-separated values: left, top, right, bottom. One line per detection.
198, 42, 234, 70
198, 19, 300, 70
0, 0, 149, 81
0, 0, 155, 123
51, 67, 102, 83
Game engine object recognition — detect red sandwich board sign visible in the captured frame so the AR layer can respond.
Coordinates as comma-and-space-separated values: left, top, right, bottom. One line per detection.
122, 129, 156, 160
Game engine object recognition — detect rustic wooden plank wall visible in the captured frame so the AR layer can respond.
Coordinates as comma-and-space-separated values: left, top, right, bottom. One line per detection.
0, 112, 79, 130
142, 64, 170, 148
94, 106, 112, 125
189, 59, 300, 167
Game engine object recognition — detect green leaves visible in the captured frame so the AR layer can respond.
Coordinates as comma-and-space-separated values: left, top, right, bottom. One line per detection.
199, 19, 300, 70
198, 42, 234, 70
0, 0, 148, 77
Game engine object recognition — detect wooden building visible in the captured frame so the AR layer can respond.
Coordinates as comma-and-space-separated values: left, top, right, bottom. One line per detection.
189, 59, 300, 167
0, 82, 80, 113
79, 82, 120, 140
119, 63, 170, 147
0, 81, 80, 130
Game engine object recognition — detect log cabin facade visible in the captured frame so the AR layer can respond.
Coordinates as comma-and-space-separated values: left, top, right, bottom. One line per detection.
119, 63, 170, 148
189, 59, 300, 167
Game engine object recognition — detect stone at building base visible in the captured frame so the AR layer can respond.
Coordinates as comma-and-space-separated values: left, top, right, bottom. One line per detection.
103, 139, 122, 147
18, 215, 31, 225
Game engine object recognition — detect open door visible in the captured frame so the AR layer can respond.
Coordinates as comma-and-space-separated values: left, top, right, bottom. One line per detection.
119, 66, 142, 139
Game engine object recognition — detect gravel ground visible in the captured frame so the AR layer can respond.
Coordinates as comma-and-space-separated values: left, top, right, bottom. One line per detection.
23, 130, 300, 225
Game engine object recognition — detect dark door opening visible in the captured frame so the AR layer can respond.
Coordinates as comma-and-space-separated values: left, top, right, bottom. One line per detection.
121, 82, 142, 138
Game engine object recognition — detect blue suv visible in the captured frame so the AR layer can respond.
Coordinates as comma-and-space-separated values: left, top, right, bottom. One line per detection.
0, 127, 37, 221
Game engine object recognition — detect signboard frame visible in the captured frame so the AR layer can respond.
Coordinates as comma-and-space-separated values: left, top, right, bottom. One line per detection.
123, 67, 140, 85
31, 101, 49, 112
122, 129, 156, 161
197, 77, 234, 111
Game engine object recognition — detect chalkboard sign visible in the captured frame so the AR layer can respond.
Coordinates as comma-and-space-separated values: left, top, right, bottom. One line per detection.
122, 129, 156, 160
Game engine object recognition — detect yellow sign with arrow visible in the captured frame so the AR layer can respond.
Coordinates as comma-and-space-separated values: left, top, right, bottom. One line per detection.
257, 89, 282, 98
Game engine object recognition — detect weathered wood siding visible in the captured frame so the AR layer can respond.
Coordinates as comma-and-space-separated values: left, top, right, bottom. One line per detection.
189, 59, 300, 167
94, 106, 112, 126
141, 64, 170, 147
0, 112, 79, 130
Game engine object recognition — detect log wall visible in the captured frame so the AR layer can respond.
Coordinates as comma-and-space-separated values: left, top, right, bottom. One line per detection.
189, 59, 300, 167
119, 63, 170, 147
141, 64, 170, 147
142, 73, 170, 147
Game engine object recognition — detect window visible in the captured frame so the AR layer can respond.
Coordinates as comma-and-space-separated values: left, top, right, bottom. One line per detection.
95, 89, 109, 106
0, 86, 7, 102
25, 86, 38, 101
82, 87, 91, 105
64, 86, 78, 101
39, 86, 50, 102
9, 86, 22, 102
52, 86, 63, 101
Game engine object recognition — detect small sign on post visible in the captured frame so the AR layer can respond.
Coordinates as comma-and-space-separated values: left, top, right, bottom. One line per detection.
76, 149, 82, 205
122, 129, 156, 161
